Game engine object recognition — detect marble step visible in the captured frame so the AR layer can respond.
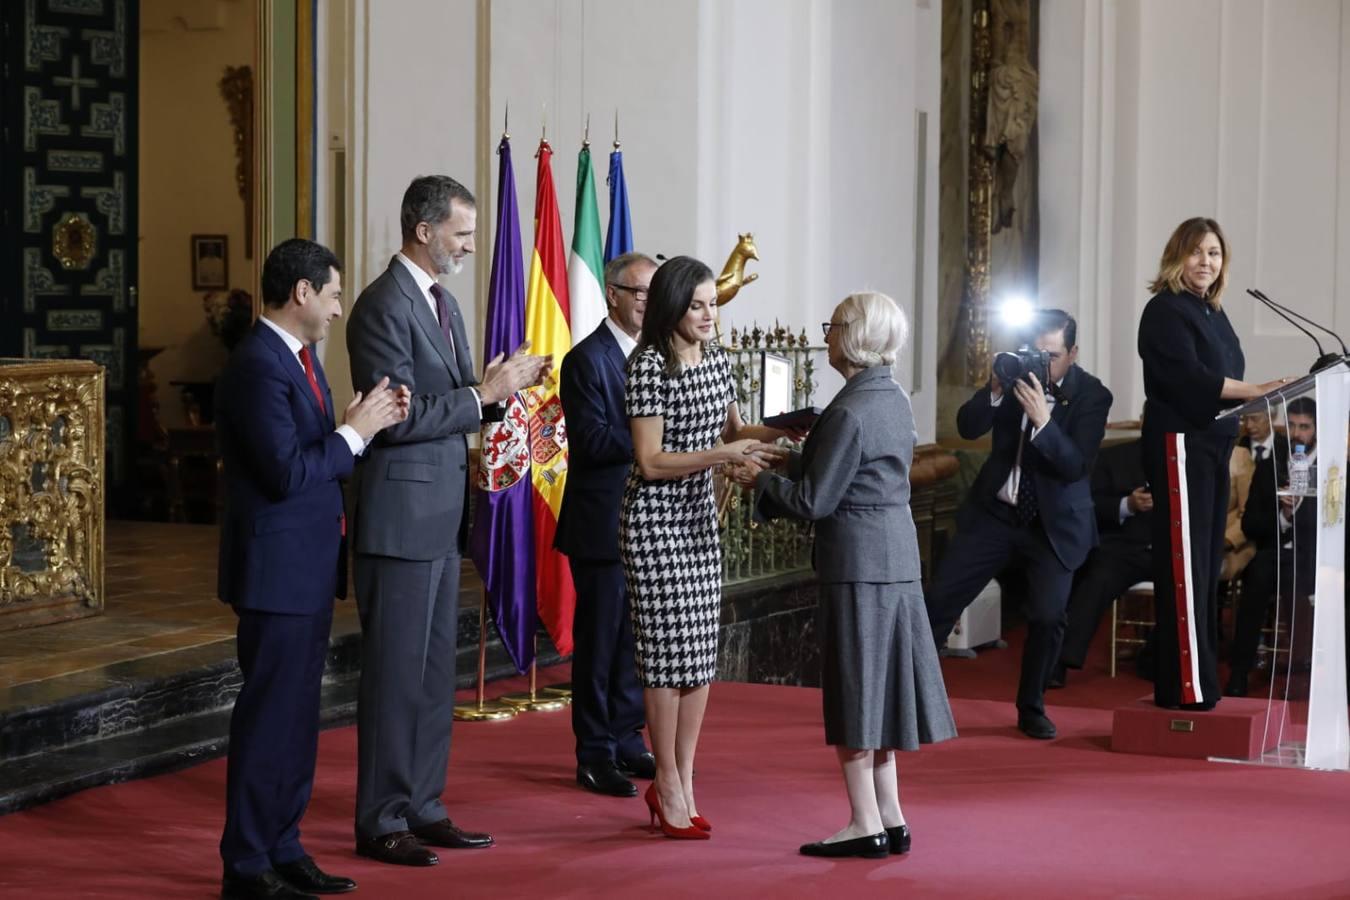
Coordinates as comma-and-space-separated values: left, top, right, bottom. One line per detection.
0, 635, 555, 816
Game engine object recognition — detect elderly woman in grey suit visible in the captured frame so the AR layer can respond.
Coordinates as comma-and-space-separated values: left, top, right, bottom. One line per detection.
745, 291, 956, 859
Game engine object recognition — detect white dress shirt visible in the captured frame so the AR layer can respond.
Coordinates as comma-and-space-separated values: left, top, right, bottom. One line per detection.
991, 380, 1062, 508
259, 315, 364, 456
603, 315, 639, 359
1249, 433, 1276, 464
394, 252, 482, 416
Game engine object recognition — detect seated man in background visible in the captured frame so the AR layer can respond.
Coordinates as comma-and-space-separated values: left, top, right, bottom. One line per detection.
1237, 410, 1288, 476
1219, 432, 1257, 584
1226, 398, 1317, 697
1050, 432, 1151, 688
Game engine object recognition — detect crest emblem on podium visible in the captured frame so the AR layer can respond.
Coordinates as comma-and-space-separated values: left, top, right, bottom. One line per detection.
1323, 464, 1344, 527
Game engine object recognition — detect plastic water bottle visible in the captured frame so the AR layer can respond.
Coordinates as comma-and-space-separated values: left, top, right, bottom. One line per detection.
1289, 444, 1310, 495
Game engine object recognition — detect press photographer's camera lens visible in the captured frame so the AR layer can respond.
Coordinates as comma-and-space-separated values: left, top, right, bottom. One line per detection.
992, 346, 1052, 392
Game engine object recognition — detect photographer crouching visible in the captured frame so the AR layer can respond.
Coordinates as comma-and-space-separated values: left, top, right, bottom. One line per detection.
926, 309, 1112, 739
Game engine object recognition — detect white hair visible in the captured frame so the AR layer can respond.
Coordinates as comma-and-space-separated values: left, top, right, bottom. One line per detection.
834, 291, 908, 368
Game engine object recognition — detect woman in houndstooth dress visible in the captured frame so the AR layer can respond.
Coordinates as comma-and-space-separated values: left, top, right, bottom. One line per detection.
618, 256, 783, 839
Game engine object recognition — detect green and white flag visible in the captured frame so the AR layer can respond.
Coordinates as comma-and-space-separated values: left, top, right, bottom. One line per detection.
567, 145, 606, 343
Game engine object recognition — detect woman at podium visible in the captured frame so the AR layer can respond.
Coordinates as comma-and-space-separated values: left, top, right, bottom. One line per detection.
1137, 218, 1294, 710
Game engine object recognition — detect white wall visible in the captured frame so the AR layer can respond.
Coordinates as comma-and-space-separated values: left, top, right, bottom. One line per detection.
328, 0, 942, 440
1042, 0, 1350, 421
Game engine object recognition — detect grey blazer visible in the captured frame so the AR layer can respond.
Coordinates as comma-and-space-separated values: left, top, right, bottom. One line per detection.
755, 366, 922, 584
346, 258, 481, 561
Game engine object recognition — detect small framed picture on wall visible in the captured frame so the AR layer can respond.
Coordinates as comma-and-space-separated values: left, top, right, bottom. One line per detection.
191, 234, 229, 290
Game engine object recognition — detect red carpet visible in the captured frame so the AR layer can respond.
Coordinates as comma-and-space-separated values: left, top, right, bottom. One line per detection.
2, 643, 1349, 898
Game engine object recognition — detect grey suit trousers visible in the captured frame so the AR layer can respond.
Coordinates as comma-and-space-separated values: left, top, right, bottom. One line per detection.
354, 552, 461, 838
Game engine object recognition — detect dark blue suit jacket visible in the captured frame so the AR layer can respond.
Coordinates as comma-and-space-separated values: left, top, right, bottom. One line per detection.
956, 364, 1113, 571
555, 322, 633, 562
216, 320, 352, 613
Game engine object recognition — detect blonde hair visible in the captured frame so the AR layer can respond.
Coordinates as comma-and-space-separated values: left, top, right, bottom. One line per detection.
834, 292, 908, 368
1148, 217, 1230, 309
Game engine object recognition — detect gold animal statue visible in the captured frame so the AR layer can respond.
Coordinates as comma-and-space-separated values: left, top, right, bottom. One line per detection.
715, 233, 759, 306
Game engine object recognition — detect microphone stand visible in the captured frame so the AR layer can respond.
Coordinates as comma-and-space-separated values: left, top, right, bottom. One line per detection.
1248, 288, 1349, 373
1245, 289, 1346, 373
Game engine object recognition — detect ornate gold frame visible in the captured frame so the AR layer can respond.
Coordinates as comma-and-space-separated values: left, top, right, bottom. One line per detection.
0, 360, 105, 629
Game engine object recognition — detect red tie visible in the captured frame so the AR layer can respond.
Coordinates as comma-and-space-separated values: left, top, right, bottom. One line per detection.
298, 346, 326, 415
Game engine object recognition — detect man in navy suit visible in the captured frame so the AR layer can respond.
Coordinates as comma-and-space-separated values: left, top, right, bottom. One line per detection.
216, 238, 407, 899
926, 310, 1112, 740
556, 252, 659, 797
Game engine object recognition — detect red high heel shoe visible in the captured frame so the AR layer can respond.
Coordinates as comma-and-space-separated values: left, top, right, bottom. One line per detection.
643, 784, 709, 840
691, 815, 712, 832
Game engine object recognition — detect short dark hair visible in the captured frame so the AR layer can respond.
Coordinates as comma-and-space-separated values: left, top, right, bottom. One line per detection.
634, 255, 715, 376
1287, 396, 1317, 418
260, 238, 341, 309
1033, 308, 1077, 351
401, 175, 476, 242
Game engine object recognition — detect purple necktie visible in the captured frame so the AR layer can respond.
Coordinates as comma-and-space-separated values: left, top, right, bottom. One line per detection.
429, 283, 458, 366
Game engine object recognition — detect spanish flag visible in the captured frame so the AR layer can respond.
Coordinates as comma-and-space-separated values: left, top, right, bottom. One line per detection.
524, 139, 576, 655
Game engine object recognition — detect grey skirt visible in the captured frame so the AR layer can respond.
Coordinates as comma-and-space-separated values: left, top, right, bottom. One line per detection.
819, 581, 957, 750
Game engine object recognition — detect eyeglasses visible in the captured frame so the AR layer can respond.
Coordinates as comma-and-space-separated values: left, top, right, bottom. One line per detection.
821, 321, 847, 338
609, 283, 649, 300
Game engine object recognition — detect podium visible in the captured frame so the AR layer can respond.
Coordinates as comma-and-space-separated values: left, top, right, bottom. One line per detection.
1212, 362, 1349, 771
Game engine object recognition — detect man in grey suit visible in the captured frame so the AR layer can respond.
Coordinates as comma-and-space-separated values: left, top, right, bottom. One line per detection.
347, 175, 549, 867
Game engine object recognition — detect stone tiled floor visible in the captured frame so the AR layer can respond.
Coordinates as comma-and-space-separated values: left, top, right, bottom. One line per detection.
0, 522, 481, 690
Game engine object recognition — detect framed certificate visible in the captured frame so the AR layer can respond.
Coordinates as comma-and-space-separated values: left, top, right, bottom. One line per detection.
760, 352, 794, 420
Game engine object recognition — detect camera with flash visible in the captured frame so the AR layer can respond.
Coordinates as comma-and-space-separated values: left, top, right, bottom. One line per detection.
992, 346, 1052, 393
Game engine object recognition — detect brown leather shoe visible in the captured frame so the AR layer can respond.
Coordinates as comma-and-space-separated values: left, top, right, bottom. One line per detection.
410, 818, 495, 849
355, 831, 439, 866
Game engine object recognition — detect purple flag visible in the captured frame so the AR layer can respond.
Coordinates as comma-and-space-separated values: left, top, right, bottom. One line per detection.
469, 136, 536, 673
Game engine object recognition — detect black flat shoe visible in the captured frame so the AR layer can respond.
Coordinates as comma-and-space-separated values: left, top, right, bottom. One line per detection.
1017, 711, 1057, 740
221, 869, 317, 900
273, 857, 356, 894
799, 832, 889, 859
617, 751, 657, 780
885, 824, 911, 855
577, 762, 638, 797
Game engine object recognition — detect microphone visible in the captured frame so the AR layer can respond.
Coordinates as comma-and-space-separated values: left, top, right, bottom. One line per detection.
1245, 289, 1344, 373
1249, 288, 1349, 372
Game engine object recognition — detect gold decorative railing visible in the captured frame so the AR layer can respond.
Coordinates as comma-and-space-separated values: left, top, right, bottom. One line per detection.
0, 359, 105, 630
718, 323, 822, 583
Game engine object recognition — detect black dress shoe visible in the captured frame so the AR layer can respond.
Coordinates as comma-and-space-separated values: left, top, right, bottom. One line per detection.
799, 832, 889, 859
617, 751, 657, 780
1017, 711, 1057, 740
355, 831, 439, 866
1225, 672, 1249, 697
411, 818, 495, 849
273, 857, 356, 894
885, 824, 911, 855
577, 762, 638, 797
221, 869, 317, 899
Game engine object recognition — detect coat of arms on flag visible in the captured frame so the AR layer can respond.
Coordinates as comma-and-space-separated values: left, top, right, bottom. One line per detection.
477, 394, 531, 492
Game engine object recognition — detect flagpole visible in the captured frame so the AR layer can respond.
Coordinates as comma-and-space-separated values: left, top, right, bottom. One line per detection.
500, 636, 568, 712
453, 586, 518, 721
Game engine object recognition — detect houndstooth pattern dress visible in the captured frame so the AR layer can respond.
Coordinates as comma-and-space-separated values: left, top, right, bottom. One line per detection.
619, 345, 735, 689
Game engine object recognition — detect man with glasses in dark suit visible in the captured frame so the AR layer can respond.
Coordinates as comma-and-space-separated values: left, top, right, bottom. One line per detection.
557, 252, 660, 797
